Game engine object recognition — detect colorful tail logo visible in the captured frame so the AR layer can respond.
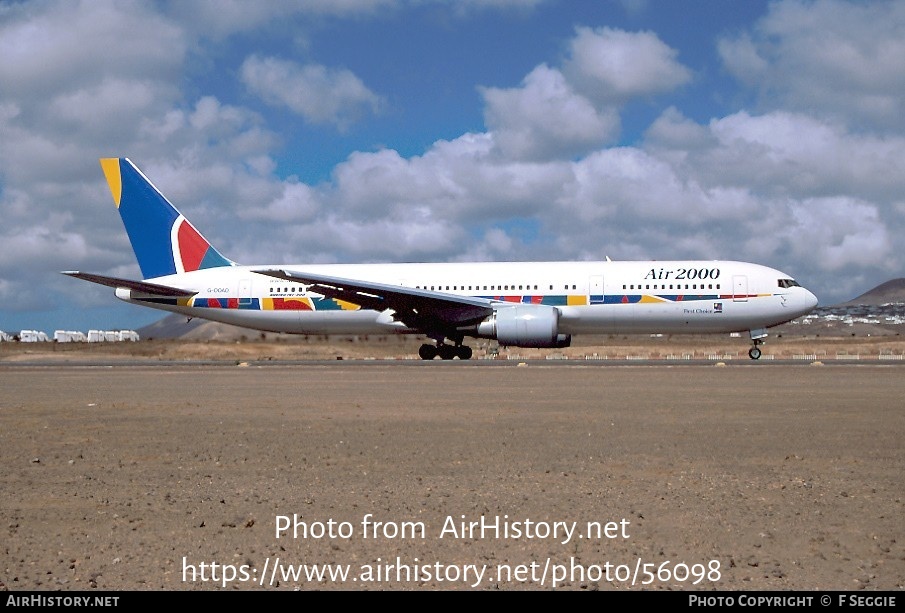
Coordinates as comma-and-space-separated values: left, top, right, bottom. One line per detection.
100, 158, 233, 279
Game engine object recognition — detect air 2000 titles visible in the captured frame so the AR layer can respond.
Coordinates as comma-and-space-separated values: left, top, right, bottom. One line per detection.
645, 267, 721, 280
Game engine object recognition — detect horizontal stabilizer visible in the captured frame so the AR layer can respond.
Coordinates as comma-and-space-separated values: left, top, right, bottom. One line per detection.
62, 271, 197, 297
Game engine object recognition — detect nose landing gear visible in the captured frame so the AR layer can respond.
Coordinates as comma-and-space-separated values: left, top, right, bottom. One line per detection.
748, 341, 763, 360
748, 328, 767, 360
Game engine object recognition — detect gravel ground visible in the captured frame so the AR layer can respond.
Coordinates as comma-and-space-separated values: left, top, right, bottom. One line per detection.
1, 361, 903, 591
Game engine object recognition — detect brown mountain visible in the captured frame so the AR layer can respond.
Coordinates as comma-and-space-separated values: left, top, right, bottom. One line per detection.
839, 278, 905, 306
137, 313, 287, 341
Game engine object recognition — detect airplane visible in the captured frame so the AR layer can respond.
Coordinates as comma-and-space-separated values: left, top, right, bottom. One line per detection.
64, 157, 818, 360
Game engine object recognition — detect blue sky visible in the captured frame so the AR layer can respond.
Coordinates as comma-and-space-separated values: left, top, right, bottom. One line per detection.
1, 0, 904, 334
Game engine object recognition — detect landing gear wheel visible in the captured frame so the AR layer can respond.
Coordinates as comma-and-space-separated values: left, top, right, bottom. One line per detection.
419, 344, 438, 360
457, 345, 473, 360
438, 344, 458, 360
748, 346, 762, 360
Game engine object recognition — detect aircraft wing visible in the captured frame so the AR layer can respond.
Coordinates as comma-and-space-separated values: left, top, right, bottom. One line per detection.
62, 271, 198, 297
254, 268, 495, 329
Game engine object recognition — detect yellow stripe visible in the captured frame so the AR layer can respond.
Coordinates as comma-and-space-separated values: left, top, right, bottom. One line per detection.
99, 158, 122, 208
335, 299, 361, 311
567, 295, 587, 306
639, 295, 668, 303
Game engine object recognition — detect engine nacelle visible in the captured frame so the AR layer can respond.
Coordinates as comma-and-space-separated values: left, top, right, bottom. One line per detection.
477, 305, 571, 348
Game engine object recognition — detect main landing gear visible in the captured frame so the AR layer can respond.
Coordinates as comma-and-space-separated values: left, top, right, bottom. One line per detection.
419, 339, 473, 360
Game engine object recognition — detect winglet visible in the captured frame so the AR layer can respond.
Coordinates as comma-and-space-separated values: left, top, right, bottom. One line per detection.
100, 157, 234, 279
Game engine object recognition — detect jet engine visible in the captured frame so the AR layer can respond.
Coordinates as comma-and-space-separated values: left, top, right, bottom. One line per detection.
476, 304, 571, 348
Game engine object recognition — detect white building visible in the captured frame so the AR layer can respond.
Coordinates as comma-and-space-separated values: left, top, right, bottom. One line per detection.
54, 330, 87, 342
87, 329, 139, 342
19, 330, 50, 342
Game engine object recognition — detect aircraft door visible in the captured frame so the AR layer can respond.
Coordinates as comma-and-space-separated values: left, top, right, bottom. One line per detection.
239, 278, 252, 306
589, 275, 604, 304
732, 275, 748, 302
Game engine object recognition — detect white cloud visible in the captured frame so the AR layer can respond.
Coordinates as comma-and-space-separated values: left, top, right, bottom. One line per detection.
238, 180, 321, 223
166, 0, 399, 39
563, 26, 692, 104
240, 55, 382, 130
480, 64, 619, 161
698, 111, 905, 202
718, 0, 905, 130
475, 26, 692, 162
782, 197, 891, 271
0, 0, 185, 98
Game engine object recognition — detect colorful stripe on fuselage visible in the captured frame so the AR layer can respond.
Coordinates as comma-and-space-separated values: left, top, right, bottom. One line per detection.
129, 293, 772, 312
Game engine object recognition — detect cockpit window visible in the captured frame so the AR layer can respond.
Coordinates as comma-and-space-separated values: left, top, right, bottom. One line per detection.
778, 279, 800, 288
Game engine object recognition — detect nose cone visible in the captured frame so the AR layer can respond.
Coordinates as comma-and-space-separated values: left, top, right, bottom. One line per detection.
798, 288, 819, 315
804, 288, 819, 311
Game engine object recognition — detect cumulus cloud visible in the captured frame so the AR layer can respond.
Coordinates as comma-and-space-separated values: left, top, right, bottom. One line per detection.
477, 25, 692, 162
0, 0, 185, 98
718, 0, 905, 130
563, 26, 692, 104
480, 64, 620, 161
240, 55, 382, 130
238, 180, 321, 223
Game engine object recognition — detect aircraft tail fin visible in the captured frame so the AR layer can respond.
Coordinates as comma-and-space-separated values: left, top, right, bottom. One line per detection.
99, 158, 234, 279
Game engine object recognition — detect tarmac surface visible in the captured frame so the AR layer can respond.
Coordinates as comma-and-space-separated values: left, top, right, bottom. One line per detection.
1, 360, 903, 591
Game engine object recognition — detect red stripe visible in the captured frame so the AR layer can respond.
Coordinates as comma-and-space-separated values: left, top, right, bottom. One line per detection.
177, 219, 209, 272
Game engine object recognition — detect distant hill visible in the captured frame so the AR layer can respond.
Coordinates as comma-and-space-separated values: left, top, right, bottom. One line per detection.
839, 278, 905, 306
136, 313, 286, 341
136, 313, 205, 339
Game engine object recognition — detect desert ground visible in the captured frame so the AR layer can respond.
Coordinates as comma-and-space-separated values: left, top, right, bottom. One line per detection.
1, 331, 903, 592
2, 319, 905, 363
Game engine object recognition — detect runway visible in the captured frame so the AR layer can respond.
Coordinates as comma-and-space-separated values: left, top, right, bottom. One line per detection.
1, 362, 903, 590
3, 356, 905, 368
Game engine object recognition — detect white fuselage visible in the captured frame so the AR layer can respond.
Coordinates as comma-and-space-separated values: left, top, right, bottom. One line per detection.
116, 260, 818, 337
